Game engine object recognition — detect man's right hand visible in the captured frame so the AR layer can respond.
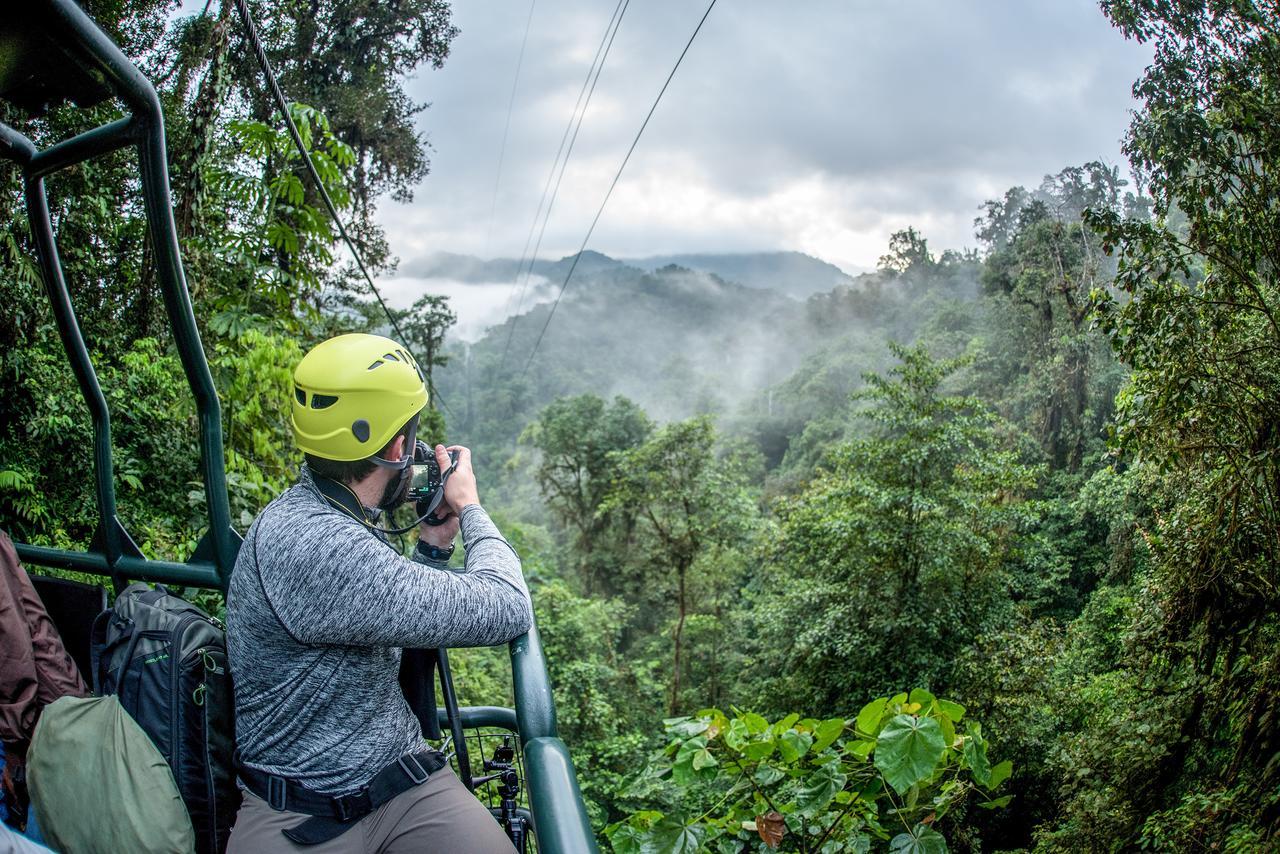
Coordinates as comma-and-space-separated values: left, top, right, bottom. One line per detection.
437, 444, 479, 513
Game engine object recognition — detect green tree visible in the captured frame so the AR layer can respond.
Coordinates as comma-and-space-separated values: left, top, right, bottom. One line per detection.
521, 394, 653, 594
603, 417, 761, 715
877, 227, 935, 276
1039, 1, 1280, 847
976, 163, 1127, 471
748, 344, 1042, 712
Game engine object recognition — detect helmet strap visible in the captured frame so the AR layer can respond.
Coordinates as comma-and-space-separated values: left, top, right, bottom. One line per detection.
367, 413, 420, 511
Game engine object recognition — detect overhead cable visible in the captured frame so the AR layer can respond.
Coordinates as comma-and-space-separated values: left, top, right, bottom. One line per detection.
484, 0, 537, 253
519, 0, 720, 379
500, 0, 630, 366
229, 0, 451, 415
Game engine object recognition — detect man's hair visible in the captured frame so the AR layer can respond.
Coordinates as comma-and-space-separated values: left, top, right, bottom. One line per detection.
305, 414, 418, 485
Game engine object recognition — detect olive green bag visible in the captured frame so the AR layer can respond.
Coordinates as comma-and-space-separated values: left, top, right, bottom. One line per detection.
27, 695, 195, 854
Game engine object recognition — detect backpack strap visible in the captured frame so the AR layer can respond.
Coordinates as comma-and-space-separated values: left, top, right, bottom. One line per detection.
90, 614, 152, 695
89, 609, 113, 695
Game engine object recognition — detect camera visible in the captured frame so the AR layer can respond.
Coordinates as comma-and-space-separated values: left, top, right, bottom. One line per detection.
408, 440, 459, 524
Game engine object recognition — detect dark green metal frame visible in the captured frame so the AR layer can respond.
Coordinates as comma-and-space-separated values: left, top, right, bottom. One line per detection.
0, 2, 596, 850
0, 0, 239, 590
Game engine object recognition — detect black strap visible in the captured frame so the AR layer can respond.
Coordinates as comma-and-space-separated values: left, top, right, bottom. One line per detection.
238, 749, 448, 845
88, 609, 113, 695
90, 613, 154, 695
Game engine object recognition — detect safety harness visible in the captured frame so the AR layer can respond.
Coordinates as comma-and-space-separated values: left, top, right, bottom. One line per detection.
237, 748, 449, 844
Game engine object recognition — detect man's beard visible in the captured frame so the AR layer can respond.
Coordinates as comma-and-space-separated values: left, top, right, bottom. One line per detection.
375, 468, 408, 511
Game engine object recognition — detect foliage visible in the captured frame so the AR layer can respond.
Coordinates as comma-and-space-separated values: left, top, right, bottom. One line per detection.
522, 394, 653, 594
607, 692, 1009, 853
603, 417, 763, 714
745, 344, 1042, 712
1040, 1, 1280, 848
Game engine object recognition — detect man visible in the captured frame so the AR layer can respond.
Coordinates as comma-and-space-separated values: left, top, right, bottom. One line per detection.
227, 333, 530, 853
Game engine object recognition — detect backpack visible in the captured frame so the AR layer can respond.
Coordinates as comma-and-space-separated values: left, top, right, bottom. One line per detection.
90, 583, 237, 854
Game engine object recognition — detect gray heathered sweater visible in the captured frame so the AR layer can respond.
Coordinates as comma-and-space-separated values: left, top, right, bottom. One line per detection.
227, 467, 532, 795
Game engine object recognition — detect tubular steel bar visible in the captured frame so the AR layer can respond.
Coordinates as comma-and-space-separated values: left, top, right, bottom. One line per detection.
511, 625, 598, 852
27, 117, 135, 179
1, 0, 240, 590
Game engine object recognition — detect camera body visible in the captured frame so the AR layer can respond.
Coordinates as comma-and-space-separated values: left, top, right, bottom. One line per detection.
408, 440, 459, 525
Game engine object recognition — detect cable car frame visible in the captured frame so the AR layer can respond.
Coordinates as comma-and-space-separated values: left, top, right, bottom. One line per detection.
0, 2, 597, 850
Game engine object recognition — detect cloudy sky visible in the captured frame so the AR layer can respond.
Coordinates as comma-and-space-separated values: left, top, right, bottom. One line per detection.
375, 0, 1152, 284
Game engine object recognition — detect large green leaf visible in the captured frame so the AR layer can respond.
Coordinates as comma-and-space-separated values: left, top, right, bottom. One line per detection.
856, 697, 888, 736
743, 737, 777, 762
754, 764, 785, 786
962, 724, 991, 787
673, 737, 707, 785
888, 824, 949, 854
935, 699, 966, 722
978, 795, 1014, 809
987, 759, 1013, 790
908, 688, 935, 707
778, 729, 813, 763
795, 762, 847, 815
874, 715, 946, 794
812, 717, 846, 753
644, 817, 704, 854
609, 824, 645, 854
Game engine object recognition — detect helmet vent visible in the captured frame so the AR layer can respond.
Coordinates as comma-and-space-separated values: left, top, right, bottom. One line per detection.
311, 394, 339, 410
368, 360, 384, 370
352, 420, 371, 443
383, 352, 400, 362
295, 388, 306, 405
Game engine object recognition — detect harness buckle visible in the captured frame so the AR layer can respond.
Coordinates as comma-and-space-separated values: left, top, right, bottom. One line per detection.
398, 753, 430, 785
266, 775, 287, 811
333, 788, 368, 823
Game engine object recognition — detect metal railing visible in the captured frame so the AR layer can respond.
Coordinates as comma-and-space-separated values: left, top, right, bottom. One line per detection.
0, 3, 597, 850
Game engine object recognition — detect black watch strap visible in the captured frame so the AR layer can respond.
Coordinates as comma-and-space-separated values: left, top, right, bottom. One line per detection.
416, 540, 454, 562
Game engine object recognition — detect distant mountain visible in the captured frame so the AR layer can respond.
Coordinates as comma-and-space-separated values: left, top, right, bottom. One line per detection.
399, 250, 629, 284
437, 262, 813, 443
621, 251, 859, 298
399, 250, 857, 299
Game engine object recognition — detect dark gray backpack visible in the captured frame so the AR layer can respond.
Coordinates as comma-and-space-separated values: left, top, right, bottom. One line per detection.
90, 583, 237, 854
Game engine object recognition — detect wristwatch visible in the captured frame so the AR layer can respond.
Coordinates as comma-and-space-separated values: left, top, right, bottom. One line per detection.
416, 540, 455, 562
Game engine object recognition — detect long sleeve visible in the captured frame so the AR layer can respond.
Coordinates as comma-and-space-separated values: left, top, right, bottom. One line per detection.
251, 502, 531, 650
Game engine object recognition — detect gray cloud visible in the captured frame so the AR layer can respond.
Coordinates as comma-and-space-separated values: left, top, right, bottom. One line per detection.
377, 0, 1151, 275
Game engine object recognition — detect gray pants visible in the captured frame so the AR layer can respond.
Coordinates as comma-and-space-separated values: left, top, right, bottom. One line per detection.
227, 767, 516, 854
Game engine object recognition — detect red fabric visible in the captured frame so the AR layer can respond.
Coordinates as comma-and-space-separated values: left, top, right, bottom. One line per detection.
0, 530, 88, 756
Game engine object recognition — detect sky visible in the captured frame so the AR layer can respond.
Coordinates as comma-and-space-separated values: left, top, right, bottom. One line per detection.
374, 0, 1153, 285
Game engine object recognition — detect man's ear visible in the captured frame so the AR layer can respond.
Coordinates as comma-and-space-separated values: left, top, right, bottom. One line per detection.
384, 434, 407, 462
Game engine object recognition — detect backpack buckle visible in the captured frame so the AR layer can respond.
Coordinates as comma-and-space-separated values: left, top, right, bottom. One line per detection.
398, 753, 429, 785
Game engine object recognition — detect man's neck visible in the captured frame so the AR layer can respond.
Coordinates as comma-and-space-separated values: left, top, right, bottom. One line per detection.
348, 475, 387, 511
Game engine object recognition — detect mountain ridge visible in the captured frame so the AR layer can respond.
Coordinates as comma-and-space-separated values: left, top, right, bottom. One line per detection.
398, 249, 858, 300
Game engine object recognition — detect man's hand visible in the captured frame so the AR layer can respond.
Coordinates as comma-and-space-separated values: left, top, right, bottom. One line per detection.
439, 444, 480, 511
417, 508, 459, 548
418, 444, 478, 546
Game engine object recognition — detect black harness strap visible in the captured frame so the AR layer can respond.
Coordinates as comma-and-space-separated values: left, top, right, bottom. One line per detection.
238, 748, 449, 845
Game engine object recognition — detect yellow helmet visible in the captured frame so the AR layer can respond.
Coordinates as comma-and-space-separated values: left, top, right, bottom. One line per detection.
291, 333, 428, 461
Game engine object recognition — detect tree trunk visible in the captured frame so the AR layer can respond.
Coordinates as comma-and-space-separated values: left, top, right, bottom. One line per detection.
670, 562, 688, 715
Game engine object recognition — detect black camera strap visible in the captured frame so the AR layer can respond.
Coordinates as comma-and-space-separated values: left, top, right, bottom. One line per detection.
312, 465, 457, 538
